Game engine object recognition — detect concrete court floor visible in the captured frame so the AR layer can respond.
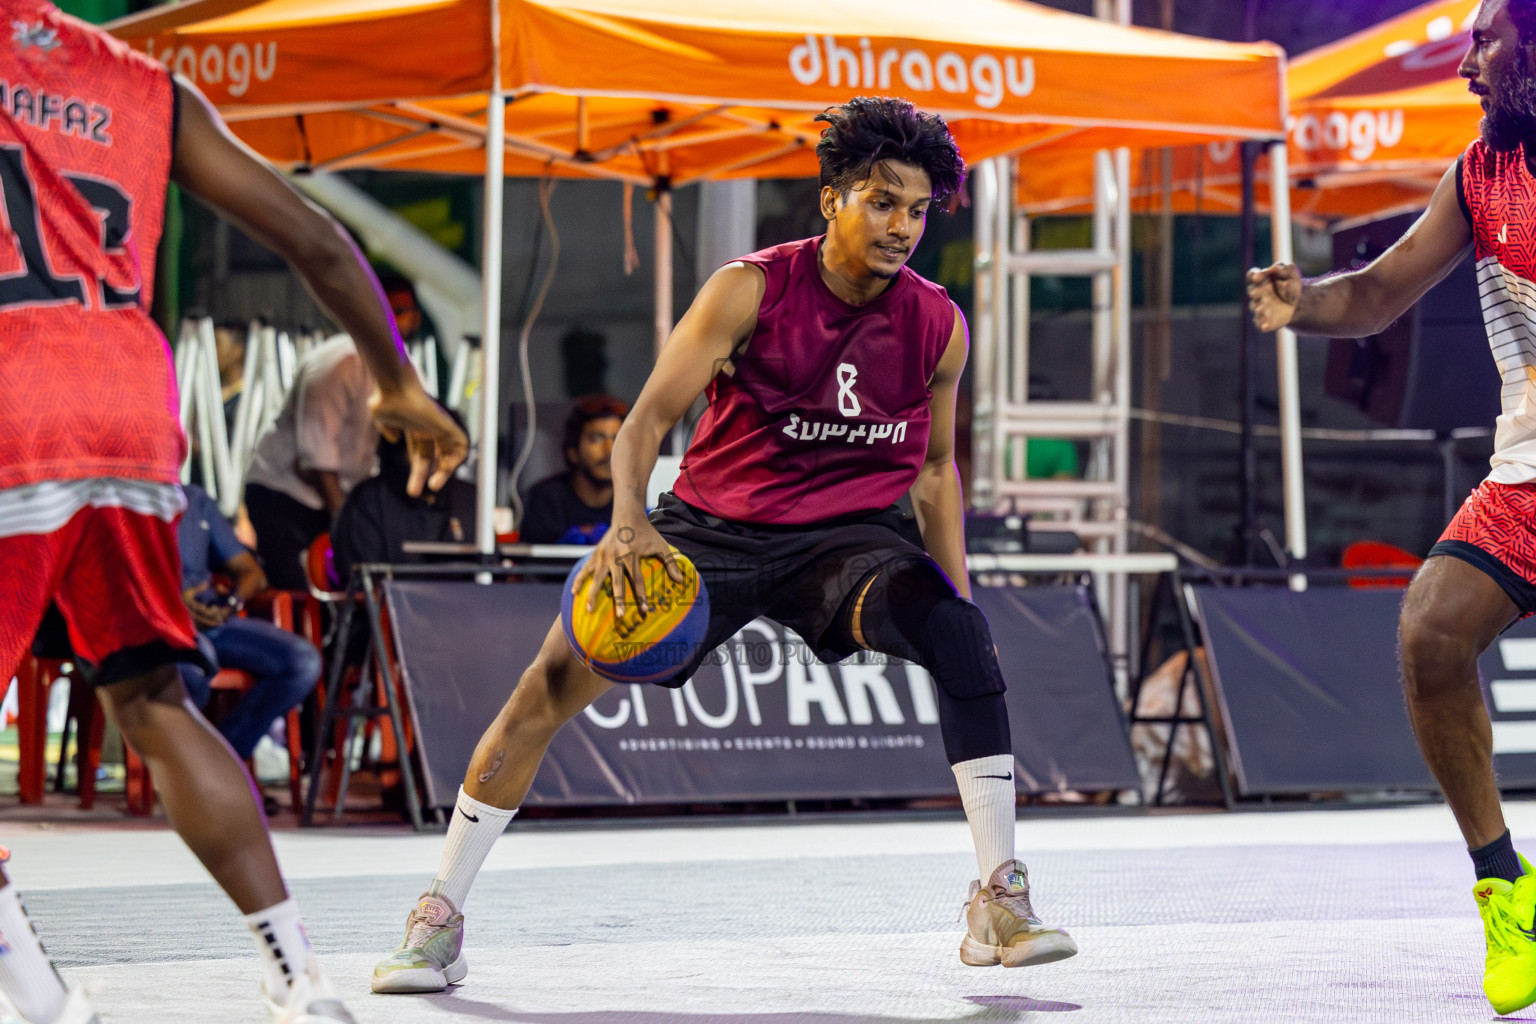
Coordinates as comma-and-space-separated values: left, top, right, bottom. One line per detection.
2, 801, 1533, 1024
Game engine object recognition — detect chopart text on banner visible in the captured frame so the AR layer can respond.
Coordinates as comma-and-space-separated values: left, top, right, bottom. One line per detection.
788, 35, 1035, 110
582, 622, 944, 733
140, 40, 276, 98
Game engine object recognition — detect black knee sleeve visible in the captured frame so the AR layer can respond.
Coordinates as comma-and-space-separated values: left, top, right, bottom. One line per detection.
934, 688, 1012, 765
925, 597, 1006, 700
853, 559, 1011, 764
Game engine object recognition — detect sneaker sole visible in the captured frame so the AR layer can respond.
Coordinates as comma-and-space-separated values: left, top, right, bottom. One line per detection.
960, 932, 1079, 968
1489, 985, 1536, 1017
371, 954, 468, 994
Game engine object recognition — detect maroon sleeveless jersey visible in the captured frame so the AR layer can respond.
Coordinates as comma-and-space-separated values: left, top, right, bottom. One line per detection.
673, 236, 955, 525
0, 2, 179, 490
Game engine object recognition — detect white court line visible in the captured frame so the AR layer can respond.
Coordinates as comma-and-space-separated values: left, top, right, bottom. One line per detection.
0, 800, 1521, 893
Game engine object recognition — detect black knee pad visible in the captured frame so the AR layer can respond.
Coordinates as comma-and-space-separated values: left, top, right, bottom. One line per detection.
852, 557, 953, 664
854, 558, 1006, 700
926, 597, 1007, 700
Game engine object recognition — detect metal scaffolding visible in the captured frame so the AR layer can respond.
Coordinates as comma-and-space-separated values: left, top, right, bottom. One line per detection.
972, 148, 1135, 686
971, 0, 1137, 682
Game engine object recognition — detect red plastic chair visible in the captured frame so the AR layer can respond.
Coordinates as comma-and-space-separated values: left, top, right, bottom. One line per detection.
81, 591, 309, 817
1342, 540, 1423, 589
14, 656, 71, 805
302, 533, 420, 820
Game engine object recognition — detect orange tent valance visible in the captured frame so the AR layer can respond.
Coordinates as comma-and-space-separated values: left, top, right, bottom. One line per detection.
1016, 0, 1481, 224
110, 0, 1286, 185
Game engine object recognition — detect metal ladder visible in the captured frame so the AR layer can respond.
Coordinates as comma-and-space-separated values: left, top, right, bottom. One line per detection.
971, 148, 1134, 687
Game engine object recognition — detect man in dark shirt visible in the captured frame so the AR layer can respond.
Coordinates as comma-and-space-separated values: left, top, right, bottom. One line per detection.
519, 396, 627, 543
332, 411, 478, 584
177, 484, 322, 762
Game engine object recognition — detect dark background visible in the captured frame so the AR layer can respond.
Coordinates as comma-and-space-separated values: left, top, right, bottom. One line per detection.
81, 0, 1490, 570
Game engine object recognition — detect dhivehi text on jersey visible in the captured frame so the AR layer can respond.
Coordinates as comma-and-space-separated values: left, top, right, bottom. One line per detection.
782, 415, 910, 444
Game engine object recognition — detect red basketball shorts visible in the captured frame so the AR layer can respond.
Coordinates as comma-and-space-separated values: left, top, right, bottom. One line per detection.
1431, 479, 1536, 615
0, 504, 197, 686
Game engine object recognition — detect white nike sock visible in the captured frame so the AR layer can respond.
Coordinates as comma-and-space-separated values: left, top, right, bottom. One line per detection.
952, 754, 1018, 882
244, 898, 315, 1000
0, 885, 66, 1024
427, 787, 517, 910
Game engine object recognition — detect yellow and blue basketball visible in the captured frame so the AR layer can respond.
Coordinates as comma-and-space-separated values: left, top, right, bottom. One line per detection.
560, 547, 710, 684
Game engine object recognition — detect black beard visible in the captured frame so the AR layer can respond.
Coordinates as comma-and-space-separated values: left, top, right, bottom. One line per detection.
1482, 52, 1536, 152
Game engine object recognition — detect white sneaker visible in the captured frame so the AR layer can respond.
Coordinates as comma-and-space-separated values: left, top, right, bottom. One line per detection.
959, 860, 1078, 968
0, 986, 101, 1023
371, 893, 466, 994
265, 970, 358, 1023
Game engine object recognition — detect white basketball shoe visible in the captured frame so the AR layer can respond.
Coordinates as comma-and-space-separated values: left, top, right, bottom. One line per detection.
0, 986, 100, 1024
265, 969, 358, 1023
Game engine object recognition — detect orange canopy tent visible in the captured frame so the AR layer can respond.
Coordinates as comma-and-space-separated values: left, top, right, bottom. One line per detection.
108, 0, 1286, 553
110, 0, 1286, 184
1016, 0, 1481, 224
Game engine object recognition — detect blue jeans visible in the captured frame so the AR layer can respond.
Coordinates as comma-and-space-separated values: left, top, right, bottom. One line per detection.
179, 617, 322, 760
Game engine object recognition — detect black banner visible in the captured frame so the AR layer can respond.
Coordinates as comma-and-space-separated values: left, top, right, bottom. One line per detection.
1477, 615, 1536, 787
383, 581, 1139, 807
1192, 586, 1433, 794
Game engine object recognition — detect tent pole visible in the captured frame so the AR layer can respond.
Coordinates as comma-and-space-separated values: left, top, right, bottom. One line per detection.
1269, 140, 1308, 580
971, 159, 996, 510
477, 90, 506, 555
1235, 140, 1258, 566
654, 186, 673, 360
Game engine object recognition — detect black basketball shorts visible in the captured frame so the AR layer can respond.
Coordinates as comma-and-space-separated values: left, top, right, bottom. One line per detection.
645, 492, 936, 688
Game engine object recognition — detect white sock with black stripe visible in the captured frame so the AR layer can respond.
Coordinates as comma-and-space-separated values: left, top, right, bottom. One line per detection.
0, 884, 67, 1024
427, 787, 517, 910
244, 898, 314, 1000
952, 754, 1018, 882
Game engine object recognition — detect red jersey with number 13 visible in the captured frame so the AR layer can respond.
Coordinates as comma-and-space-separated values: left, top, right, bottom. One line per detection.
0, 2, 178, 491
674, 236, 954, 525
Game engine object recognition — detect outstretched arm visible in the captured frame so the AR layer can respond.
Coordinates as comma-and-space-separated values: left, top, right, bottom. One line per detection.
168, 77, 466, 494
1249, 162, 1473, 338
574, 261, 764, 614
909, 304, 972, 600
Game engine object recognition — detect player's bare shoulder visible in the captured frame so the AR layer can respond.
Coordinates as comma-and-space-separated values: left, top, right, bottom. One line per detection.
702, 260, 766, 357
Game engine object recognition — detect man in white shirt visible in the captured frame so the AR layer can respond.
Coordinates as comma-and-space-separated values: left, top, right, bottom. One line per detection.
245, 335, 381, 588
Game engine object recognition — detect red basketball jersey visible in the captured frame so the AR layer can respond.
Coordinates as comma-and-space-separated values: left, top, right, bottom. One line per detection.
1459, 139, 1536, 485
0, 2, 179, 491
673, 236, 955, 524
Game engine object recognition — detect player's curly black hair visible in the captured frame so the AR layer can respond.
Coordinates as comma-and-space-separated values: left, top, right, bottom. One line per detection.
1512, 0, 1536, 44
814, 97, 966, 204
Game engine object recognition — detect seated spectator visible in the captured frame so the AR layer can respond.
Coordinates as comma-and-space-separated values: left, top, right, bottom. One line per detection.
331, 410, 477, 585
243, 333, 379, 589
213, 319, 247, 435
177, 483, 322, 764
244, 274, 425, 587
520, 396, 627, 544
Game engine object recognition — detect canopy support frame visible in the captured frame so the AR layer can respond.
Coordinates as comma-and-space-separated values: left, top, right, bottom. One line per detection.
476, 0, 506, 556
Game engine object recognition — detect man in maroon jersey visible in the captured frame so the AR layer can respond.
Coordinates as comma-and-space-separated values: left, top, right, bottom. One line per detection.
1248, 0, 1536, 1014
0, 4, 466, 1023
372, 96, 1075, 996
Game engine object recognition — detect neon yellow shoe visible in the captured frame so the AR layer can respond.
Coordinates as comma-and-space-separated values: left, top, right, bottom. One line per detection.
1477, 854, 1536, 1016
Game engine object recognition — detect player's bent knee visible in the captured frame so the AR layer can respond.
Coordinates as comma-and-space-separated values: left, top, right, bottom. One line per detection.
926, 598, 1006, 700
1399, 611, 1481, 699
